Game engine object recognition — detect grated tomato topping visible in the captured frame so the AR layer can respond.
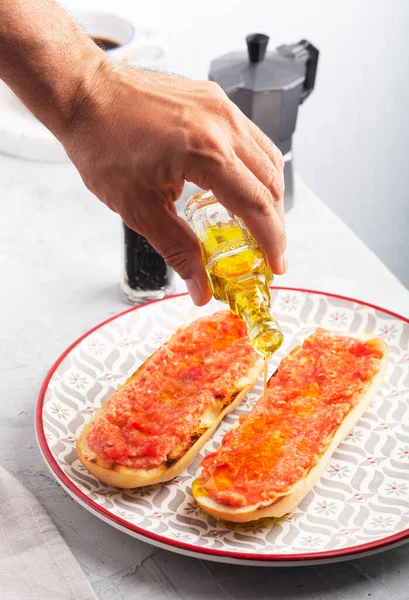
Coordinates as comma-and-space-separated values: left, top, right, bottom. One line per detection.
200, 329, 385, 507
87, 311, 258, 469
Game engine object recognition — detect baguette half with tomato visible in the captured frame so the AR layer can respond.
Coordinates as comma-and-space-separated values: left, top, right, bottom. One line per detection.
193, 329, 388, 522
77, 311, 263, 488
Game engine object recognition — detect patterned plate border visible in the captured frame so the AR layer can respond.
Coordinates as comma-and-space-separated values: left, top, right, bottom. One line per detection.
35, 288, 409, 566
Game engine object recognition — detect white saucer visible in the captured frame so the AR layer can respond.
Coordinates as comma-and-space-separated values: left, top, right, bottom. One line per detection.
0, 81, 68, 162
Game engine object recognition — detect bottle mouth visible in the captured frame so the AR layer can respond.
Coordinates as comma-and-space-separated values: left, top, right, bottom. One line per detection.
185, 190, 215, 221
252, 326, 284, 359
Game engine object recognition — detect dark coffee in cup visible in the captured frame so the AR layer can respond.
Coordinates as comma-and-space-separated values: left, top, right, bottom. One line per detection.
90, 36, 121, 51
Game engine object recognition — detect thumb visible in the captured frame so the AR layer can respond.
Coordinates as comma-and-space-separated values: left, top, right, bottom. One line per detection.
126, 203, 212, 307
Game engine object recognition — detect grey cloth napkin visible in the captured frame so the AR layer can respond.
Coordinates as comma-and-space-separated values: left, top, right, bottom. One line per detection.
0, 465, 97, 600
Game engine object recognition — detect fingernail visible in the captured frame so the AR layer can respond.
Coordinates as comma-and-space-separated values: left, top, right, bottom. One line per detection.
282, 251, 288, 274
186, 278, 203, 306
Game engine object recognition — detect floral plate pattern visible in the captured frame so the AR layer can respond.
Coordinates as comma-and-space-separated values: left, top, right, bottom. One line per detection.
36, 289, 409, 566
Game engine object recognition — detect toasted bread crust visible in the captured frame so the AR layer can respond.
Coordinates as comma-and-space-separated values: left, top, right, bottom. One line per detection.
76, 320, 263, 488
193, 333, 389, 522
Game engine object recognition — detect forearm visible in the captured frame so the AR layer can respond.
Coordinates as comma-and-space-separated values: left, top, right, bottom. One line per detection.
0, 0, 109, 139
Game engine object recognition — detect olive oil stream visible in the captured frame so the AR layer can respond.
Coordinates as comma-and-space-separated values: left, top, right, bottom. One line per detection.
262, 358, 268, 470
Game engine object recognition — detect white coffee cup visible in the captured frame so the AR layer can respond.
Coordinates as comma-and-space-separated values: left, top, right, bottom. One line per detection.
0, 10, 167, 162
73, 10, 167, 71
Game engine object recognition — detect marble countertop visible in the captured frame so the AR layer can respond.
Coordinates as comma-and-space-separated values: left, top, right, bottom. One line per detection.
1, 153, 408, 599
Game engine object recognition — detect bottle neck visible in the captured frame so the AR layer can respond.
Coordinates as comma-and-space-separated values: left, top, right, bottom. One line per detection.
226, 279, 283, 358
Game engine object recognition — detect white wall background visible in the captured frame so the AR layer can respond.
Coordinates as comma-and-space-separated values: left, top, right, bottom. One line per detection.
66, 0, 409, 288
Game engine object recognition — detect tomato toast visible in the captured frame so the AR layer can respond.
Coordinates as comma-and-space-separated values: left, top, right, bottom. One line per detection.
193, 329, 388, 522
77, 311, 263, 488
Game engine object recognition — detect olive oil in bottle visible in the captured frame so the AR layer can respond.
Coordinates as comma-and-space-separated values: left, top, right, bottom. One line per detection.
185, 190, 283, 362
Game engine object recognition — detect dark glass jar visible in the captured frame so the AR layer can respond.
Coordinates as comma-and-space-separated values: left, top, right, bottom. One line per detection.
121, 223, 174, 304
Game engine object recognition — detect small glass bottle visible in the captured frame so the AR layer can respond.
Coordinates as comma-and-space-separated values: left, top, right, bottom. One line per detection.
185, 191, 283, 358
121, 223, 174, 304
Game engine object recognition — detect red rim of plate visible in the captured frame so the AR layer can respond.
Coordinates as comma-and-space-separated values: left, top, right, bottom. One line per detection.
36, 287, 409, 563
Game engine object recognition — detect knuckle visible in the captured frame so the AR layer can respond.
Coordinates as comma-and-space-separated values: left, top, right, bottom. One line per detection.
206, 81, 226, 100
206, 82, 238, 121
120, 202, 150, 236
163, 246, 195, 278
276, 149, 285, 172
265, 140, 284, 171
267, 168, 285, 200
253, 124, 284, 170
275, 173, 285, 198
187, 122, 231, 165
262, 136, 284, 170
183, 160, 211, 190
225, 103, 244, 133
251, 122, 267, 144
246, 185, 275, 218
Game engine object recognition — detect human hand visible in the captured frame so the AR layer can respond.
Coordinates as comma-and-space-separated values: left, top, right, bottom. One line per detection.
61, 64, 286, 305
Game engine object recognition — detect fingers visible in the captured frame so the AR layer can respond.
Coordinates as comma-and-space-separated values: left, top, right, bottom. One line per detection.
123, 197, 212, 306
204, 156, 287, 275
240, 120, 286, 227
217, 99, 285, 220
185, 92, 287, 275
233, 126, 286, 229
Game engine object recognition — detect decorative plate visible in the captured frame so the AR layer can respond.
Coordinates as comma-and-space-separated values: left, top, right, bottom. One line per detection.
36, 289, 409, 566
